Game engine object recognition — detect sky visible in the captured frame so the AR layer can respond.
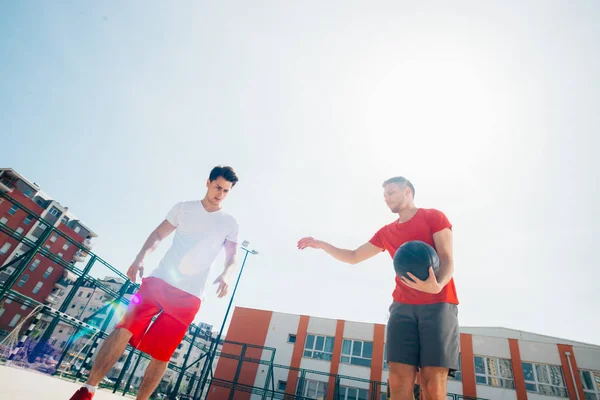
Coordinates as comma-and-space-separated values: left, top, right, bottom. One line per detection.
1, 2, 598, 345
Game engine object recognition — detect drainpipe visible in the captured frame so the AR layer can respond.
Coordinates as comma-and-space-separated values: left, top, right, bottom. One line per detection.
565, 352, 581, 400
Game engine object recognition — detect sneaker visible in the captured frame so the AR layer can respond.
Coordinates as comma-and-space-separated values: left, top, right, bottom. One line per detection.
69, 387, 94, 400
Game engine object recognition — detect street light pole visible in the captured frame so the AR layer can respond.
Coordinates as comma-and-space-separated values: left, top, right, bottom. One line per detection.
196, 242, 257, 398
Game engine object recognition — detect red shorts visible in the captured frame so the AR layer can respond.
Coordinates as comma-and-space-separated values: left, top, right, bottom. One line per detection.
115, 277, 201, 362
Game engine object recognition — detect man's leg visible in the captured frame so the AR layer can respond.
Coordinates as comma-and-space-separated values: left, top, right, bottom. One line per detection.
388, 362, 418, 399
421, 366, 449, 400
386, 302, 420, 399
86, 328, 132, 386
417, 302, 460, 400
136, 358, 169, 400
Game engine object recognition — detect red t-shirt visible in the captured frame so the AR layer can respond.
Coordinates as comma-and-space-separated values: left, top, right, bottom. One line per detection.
369, 208, 459, 305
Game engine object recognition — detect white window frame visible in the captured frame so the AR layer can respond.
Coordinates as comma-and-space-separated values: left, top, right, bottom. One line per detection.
9, 314, 22, 328
29, 259, 41, 271
276, 380, 286, 392
74, 226, 81, 233
303, 379, 327, 399
303, 334, 335, 361
339, 385, 369, 400
17, 274, 30, 287
522, 361, 568, 397
474, 355, 514, 388
32, 281, 44, 294
341, 339, 373, 367
383, 346, 388, 370
580, 369, 600, 399
49, 207, 60, 216
452, 355, 462, 381
43, 266, 54, 278
0, 242, 11, 254
0, 217, 8, 224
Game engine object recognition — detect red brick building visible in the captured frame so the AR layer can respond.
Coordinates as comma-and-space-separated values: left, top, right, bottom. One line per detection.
0, 168, 97, 332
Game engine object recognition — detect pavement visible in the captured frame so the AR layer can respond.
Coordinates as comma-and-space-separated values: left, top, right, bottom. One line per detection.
0, 364, 136, 399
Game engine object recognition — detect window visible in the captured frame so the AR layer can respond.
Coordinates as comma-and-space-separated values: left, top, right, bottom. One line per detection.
57, 252, 63, 258
62, 243, 70, 250
50, 235, 57, 242
9, 314, 22, 328
16, 227, 24, 235
341, 339, 373, 367
23, 216, 32, 225
23, 188, 32, 197
74, 226, 81, 233
36, 198, 44, 206
474, 356, 514, 388
277, 381, 286, 392
0, 217, 7, 224
304, 334, 335, 361
29, 259, 41, 271
0, 307, 5, 318
383, 346, 388, 370
522, 362, 568, 397
0, 242, 12, 254
339, 386, 369, 400
61, 216, 69, 224
303, 380, 327, 399
18, 274, 30, 287
288, 334, 296, 343
452, 355, 462, 381
32, 281, 43, 294
8, 205, 18, 215
49, 207, 60, 216
43, 266, 54, 278
580, 369, 600, 400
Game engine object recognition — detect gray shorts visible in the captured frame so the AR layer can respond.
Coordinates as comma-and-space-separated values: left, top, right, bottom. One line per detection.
386, 301, 460, 375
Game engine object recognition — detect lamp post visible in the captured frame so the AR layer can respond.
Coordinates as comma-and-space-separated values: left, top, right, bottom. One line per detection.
195, 240, 257, 399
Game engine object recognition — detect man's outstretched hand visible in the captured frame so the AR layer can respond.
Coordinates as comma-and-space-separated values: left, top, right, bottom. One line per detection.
214, 273, 230, 298
297, 237, 325, 250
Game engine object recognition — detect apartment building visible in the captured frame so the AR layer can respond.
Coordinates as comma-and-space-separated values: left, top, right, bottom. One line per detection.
211, 307, 600, 400
0, 168, 97, 332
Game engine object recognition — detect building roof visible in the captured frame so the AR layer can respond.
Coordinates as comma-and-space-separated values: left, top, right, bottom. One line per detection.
0, 168, 40, 190
2, 168, 98, 237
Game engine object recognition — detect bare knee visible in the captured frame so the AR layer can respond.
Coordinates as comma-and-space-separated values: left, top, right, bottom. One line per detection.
388, 362, 417, 399
421, 367, 448, 400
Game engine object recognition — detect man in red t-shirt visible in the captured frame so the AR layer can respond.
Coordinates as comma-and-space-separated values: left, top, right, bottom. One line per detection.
298, 176, 458, 400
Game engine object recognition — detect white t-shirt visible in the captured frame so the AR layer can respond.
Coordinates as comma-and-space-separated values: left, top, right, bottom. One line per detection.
150, 200, 239, 298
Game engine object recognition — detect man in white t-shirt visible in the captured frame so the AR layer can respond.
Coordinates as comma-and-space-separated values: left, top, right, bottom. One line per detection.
70, 166, 240, 400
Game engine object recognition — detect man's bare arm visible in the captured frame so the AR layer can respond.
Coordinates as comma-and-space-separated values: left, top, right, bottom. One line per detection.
214, 239, 238, 298
297, 237, 381, 265
127, 220, 176, 282
135, 220, 176, 261
432, 228, 454, 287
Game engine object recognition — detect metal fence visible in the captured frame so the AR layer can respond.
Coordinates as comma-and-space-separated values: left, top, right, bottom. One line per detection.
0, 191, 486, 400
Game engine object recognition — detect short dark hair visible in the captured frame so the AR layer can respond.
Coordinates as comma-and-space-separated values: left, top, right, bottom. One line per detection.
209, 166, 239, 187
383, 176, 415, 198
